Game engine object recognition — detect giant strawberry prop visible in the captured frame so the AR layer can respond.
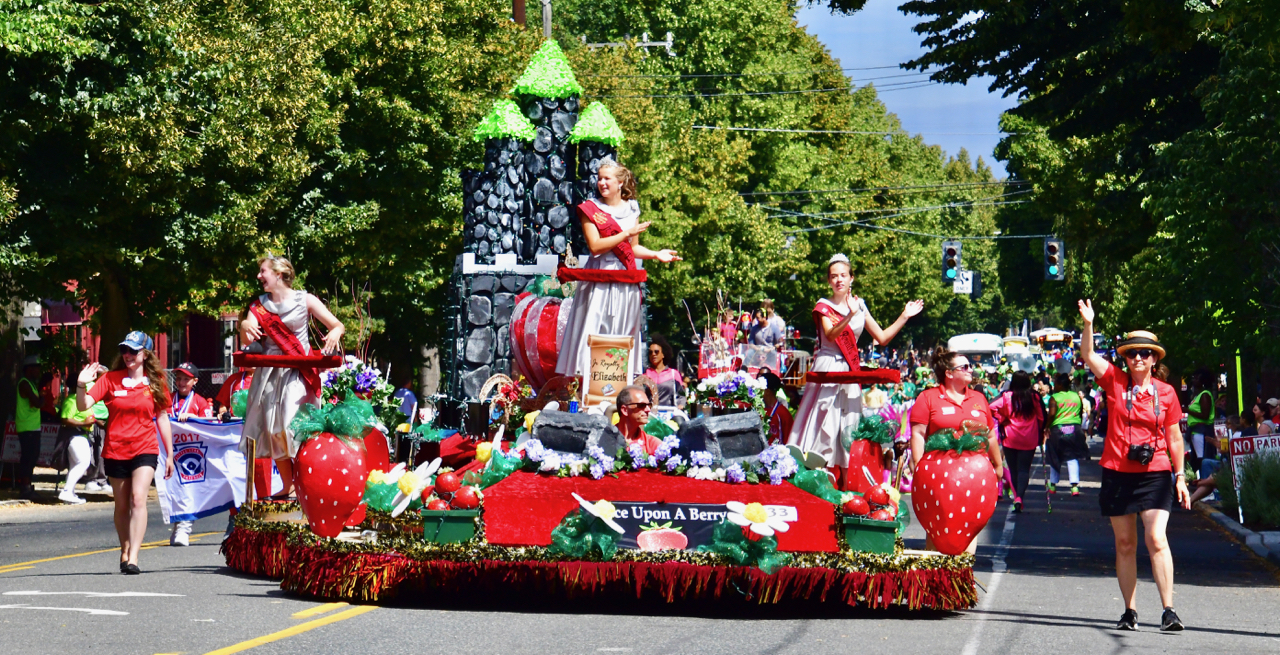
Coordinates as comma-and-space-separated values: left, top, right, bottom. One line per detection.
843, 414, 894, 493
911, 425, 998, 556
289, 397, 379, 538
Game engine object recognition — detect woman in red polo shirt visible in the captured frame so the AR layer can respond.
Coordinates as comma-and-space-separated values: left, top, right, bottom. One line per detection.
1078, 300, 1188, 632
909, 347, 1004, 554
76, 331, 175, 575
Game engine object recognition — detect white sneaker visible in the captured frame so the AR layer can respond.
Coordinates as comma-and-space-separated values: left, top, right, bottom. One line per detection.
170, 521, 192, 547
58, 490, 87, 505
84, 481, 106, 492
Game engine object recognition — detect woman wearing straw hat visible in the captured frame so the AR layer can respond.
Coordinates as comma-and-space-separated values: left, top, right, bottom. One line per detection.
1078, 300, 1189, 632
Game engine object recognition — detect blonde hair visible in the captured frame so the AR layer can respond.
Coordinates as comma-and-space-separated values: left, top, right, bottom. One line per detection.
257, 254, 295, 288
598, 161, 637, 201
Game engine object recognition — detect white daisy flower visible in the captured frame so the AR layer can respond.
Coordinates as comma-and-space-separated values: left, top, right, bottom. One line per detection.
389, 457, 442, 517
725, 501, 790, 537
571, 493, 625, 534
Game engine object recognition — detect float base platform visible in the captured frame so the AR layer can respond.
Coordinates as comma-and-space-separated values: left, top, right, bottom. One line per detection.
222, 513, 977, 611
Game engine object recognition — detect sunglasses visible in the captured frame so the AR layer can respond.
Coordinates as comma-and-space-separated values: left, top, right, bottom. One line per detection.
950, 364, 972, 372
1124, 349, 1156, 360
119, 345, 141, 356
625, 402, 652, 410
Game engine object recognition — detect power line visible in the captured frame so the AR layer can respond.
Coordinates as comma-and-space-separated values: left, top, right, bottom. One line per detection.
739, 181, 1029, 197
783, 200, 1036, 235
581, 65, 905, 79
589, 87, 850, 99
694, 125, 1018, 136
598, 72, 931, 91
756, 189, 1035, 219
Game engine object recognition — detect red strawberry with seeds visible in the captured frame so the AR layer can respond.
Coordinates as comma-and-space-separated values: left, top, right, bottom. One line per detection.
866, 486, 890, 507
869, 508, 894, 521
450, 485, 482, 510
911, 445, 997, 555
636, 522, 688, 551
841, 495, 870, 516
295, 432, 368, 538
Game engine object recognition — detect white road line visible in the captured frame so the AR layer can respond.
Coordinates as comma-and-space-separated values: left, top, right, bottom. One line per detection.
3, 591, 185, 598
0, 603, 128, 616
960, 503, 1017, 655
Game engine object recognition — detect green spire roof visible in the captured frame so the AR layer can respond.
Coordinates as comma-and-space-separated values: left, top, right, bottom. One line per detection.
512, 40, 583, 98
568, 102, 625, 146
472, 100, 537, 142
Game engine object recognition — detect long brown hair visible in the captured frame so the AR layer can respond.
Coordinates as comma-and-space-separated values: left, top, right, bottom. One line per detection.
930, 346, 961, 384
598, 161, 637, 201
111, 349, 170, 409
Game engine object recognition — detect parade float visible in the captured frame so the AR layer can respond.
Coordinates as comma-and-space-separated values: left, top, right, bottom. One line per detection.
222, 41, 983, 611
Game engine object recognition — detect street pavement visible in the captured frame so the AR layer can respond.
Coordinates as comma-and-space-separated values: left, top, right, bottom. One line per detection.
2, 443, 1278, 655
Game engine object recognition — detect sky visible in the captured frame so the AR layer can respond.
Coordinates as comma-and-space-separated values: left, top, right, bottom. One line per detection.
795, 0, 1018, 178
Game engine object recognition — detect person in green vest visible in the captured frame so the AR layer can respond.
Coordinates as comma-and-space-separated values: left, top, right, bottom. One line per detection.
1185, 369, 1217, 475
1046, 373, 1089, 496
914, 363, 932, 387
14, 355, 43, 499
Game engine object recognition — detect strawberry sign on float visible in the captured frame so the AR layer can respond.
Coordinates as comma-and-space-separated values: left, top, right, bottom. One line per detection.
609, 502, 798, 551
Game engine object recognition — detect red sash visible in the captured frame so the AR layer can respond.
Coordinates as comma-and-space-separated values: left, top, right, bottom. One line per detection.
557, 200, 648, 284
813, 299, 862, 371
249, 298, 322, 399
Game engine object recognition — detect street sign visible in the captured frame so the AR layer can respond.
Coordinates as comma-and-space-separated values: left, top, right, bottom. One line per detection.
1228, 432, 1280, 523
952, 269, 972, 294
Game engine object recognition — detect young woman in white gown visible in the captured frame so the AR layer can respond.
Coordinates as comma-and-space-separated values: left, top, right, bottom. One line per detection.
556, 161, 681, 381
786, 254, 923, 489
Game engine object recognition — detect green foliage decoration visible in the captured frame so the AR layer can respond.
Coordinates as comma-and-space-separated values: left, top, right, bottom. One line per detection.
568, 102, 625, 145
472, 99, 536, 142
512, 39, 583, 98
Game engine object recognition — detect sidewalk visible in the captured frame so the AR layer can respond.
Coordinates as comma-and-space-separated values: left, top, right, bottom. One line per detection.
1195, 500, 1280, 567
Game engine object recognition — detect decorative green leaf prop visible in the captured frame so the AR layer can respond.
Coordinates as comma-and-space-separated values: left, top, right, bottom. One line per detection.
363, 477, 399, 512
548, 508, 618, 561
568, 102, 625, 145
642, 416, 677, 439
696, 520, 792, 574
472, 99, 537, 142
528, 274, 567, 298
411, 423, 445, 442
788, 469, 845, 505
512, 40, 583, 98
479, 450, 523, 489
231, 389, 248, 418
841, 414, 894, 450
923, 424, 990, 454
290, 397, 379, 445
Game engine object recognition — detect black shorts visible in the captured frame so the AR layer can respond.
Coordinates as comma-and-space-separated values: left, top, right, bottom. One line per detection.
104, 454, 159, 479
1099, 468, 1173, 516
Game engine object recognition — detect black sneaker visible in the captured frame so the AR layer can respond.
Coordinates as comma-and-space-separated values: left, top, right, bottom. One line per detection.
1117, 608, 1138, 630
122, 563, 141, 575
1161, 607, 1184, 632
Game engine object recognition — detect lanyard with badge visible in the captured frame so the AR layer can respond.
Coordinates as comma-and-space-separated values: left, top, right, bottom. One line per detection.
172, 392, 194, 417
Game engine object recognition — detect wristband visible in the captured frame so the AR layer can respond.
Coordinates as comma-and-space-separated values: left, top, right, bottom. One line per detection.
1174, 472, 1186, 478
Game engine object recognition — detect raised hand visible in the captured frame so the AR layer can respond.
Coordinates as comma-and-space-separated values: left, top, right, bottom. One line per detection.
656, 249, 682, 263
628, 221, 651, 237
1078, 299, 1095, 324
78, 363, 107, 386
902, 299, 925, 318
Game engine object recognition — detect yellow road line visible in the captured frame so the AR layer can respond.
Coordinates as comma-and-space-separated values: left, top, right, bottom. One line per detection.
202, 606, 377, 655
0, 566, 35, 574
0, 532, 220, 569
291, 602, 348, 619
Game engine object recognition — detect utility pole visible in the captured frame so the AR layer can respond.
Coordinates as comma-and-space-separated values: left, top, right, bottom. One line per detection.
541, 0, 552, 38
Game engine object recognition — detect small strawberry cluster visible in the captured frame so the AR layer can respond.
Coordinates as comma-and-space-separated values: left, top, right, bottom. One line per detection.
424, 470, 483, 511
840, 484, 899, 522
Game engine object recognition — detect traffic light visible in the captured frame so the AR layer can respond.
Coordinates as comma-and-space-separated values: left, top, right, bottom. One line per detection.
1044, 238, 1065, 281
941, 240, 962, 284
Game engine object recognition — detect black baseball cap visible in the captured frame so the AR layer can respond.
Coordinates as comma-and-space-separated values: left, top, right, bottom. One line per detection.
175, 363, 199, 378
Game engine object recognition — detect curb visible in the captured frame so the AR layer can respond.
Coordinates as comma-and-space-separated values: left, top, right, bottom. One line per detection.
1194, 501, 1280, 567
0, 499, 34, 508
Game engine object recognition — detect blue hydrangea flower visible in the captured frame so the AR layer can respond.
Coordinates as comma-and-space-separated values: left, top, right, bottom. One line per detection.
690, 450, 713, 467
524, 439, 546, 462
589, 462, 604, 479
664, 455, 685, 472
725, 463, 746, 484
768, 468, 785, 485
646, 456, 658, 468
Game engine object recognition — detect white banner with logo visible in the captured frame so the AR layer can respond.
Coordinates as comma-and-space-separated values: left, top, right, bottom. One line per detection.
155, 420, 248, 524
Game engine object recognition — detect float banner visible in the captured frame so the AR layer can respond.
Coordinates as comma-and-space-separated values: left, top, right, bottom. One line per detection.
584, 335, 633, 406
156, 420, 247, 523
611, 501, 797, 551
1, 422, 60, 465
